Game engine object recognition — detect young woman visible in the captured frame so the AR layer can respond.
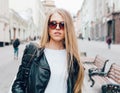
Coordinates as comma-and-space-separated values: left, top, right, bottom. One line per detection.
12, 8, 84, 93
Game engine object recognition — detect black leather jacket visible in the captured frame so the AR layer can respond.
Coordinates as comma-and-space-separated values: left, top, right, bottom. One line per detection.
12, 43, 79, 93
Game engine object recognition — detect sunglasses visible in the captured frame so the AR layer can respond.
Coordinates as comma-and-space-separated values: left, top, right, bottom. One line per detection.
48, 21, 64, 30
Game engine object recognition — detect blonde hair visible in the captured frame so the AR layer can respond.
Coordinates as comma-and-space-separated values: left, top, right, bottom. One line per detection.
40, 8, 84, 93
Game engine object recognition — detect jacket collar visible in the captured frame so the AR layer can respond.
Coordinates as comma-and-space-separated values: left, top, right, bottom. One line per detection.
35, 48, 50, 70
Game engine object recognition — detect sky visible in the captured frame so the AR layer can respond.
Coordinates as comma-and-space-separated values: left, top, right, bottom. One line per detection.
9, 0, 35, 12
54, 0, 84, 14
9, 0, 84, 15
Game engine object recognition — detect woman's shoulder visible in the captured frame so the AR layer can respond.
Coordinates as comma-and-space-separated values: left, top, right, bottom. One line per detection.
26, 42, 41, 49
23, 42, 38, 55
25, 42, 44, 56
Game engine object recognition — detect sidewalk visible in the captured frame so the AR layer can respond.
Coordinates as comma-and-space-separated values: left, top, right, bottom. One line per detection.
78, 39, 120, 66
78, 39, 120, 93
0, 43, 26, 67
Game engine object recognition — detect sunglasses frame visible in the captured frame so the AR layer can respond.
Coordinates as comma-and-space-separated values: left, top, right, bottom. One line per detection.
48, 21, 64, 30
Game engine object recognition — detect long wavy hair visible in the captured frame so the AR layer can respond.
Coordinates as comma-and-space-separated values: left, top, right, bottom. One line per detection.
40, 8, 84, 93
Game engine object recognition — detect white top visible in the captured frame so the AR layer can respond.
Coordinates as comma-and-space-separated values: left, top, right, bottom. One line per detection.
44, 48, 68, 93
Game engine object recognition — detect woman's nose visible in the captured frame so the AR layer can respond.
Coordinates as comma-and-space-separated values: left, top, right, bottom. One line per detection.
56, 24, 60, 29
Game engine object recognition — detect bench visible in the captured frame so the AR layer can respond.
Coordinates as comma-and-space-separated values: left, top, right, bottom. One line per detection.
81, 55, 109, 87
91, 63, 120, 93
83, 55, 109, 71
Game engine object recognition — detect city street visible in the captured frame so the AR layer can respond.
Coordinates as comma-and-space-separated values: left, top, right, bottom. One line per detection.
0, 40, 120, 93
0, 43, 27, 93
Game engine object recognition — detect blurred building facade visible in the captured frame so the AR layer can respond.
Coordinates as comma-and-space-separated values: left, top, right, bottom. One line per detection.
9, 0, 45, 42
9, 9, 28, 43
0, 0, 9, 46
42, 0, 56, 15
0, 0, 45, 47
77, 0, 120, 44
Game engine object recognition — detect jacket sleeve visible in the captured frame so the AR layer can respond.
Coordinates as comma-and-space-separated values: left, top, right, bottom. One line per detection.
11, 43, 36, 93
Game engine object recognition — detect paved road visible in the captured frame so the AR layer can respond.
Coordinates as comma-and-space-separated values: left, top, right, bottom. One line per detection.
78, 39, 120, 67
0, 40, 120, 93
0, 43, 27, 93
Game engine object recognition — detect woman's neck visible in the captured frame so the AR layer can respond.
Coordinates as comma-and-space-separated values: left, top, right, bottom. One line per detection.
46, 40, 65, 50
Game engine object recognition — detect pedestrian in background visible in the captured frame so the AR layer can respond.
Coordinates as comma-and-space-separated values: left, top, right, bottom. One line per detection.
106, 36, 112, 49
12, 8, 84, 93
88, 37, 91, 41
13, 38, 20, 60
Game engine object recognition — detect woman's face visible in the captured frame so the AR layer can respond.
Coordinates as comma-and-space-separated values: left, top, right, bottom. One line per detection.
48, 12, 65, 42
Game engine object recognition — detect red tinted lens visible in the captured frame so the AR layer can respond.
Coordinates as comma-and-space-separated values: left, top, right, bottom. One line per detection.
48, 21, 57, 29
48, 21, 64, 30
59, 22, 64, 30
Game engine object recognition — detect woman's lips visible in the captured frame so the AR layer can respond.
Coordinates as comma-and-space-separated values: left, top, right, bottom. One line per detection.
54, 32, 61, 35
